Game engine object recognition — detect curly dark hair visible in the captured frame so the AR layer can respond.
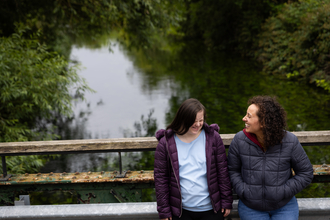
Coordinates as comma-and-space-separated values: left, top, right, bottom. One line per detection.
248, 96, 287, 149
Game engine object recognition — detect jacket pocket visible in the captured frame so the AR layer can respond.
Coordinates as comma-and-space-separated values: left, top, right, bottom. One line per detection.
237, 182, 245, 199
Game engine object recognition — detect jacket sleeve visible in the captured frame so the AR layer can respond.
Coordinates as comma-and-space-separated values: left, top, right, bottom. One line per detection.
215, 132, 233, 209
283, 137, 314, 198
227, 136, 246, 199
154, 138, 172, 219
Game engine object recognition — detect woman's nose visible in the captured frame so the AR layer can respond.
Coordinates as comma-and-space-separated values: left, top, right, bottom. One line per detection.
242, 116, 247, 121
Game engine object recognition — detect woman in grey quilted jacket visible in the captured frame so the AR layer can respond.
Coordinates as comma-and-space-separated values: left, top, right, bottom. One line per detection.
154, 98, 233, 220
228, 96, 313, 220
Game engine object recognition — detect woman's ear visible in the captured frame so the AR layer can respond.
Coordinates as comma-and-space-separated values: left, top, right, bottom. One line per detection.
260, 119, 265, 128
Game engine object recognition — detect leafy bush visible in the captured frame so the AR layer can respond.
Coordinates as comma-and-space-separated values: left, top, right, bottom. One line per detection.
0, 27, 91, 173
0, 0, 183, 54
256, 0, 330, 92
0, 27, 90, 142
177, 0, 292, 54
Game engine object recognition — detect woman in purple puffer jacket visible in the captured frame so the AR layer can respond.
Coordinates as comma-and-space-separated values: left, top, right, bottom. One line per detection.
154, 98, 233, 220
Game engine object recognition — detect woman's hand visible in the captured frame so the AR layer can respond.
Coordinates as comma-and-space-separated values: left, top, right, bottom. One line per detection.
161, 218, 172, 220
222, 209, 231, 217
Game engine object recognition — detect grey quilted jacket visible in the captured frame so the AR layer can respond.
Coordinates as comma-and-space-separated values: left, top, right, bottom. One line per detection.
154, 123, 233, 219
228, 130, 313, 211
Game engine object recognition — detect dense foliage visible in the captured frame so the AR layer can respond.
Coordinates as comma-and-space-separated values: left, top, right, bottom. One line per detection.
177, 0, 295, 54
0, 27, 91, 173
0, 0, 182, 55
0, 28, 89, 142
256, 0, 330, 92
165, 0, 330, 94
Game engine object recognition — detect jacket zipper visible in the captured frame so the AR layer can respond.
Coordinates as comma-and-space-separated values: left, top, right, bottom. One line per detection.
262, 151, 266, 211
205, 135, 216, 213
246, 137, 267, 210
165, 134, 183, 218
211, 199, 216, 213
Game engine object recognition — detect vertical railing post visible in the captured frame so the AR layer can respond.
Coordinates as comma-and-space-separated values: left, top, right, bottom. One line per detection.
118, 152, 122, 175
0, 156, 11, 181
2, 156, 7, 177
115, 152, 127, 178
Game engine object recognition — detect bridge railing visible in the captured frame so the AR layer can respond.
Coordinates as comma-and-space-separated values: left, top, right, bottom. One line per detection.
0, 130, 330, 219
1, 130, 330, 180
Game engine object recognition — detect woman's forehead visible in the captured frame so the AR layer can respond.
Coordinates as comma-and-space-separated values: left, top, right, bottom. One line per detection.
247, 104, 259, 115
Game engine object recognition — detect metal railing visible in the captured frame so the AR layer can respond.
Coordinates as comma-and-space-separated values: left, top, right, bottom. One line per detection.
0, 199, 330, 219
1, 130, 330, 177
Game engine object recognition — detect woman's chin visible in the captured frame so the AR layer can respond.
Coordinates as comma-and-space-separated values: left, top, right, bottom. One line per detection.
189, 128, 200, 134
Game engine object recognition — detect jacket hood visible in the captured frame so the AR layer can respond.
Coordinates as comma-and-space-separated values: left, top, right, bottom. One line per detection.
205, 123, 219, 133
155, 123, 219, 141
155, 129, 166, 141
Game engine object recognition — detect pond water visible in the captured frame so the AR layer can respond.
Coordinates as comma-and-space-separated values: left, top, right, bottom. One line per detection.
70, 44, 172, 139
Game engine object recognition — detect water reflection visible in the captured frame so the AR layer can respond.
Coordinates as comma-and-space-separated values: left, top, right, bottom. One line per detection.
70, 44, 170, 139
124, 46, 330, 134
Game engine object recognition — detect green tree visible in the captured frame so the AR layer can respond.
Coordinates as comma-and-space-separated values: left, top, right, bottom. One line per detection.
176, 0, 294, 55
0, 27, 91, 173
0, 0, 183, 56
256, 0, 330, 92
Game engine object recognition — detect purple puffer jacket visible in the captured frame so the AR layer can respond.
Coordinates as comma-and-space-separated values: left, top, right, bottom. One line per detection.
154, 123, 233, 219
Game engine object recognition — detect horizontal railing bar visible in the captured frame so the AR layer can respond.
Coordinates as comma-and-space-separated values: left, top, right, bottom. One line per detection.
1, 167, 328, 185
0, 137, 159, 156
0, 199, 330, 219
301, 142, 330, 146
0, 149, 156, 157
0, 131, 329, 156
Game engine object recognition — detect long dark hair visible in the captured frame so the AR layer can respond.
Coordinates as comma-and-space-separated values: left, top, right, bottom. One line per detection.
167, 98, 206, 135
248, 96, 287, 148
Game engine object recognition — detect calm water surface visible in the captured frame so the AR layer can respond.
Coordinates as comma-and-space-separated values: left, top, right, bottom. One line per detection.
70, 44, 172, 139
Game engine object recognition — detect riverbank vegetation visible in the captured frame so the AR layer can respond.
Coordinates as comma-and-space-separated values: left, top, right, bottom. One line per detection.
0, 27, 91, 173
257, 0, 330, 92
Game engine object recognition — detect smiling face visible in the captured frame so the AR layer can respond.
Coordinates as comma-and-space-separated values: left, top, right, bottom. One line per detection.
187, 110, 204, 136
243, 104, 263, 138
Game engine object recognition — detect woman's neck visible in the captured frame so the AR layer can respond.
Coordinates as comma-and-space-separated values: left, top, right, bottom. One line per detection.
256, 134, 264, 147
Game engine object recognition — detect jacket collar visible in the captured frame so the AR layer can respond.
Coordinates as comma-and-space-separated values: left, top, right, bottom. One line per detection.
243, 128, 264, 151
